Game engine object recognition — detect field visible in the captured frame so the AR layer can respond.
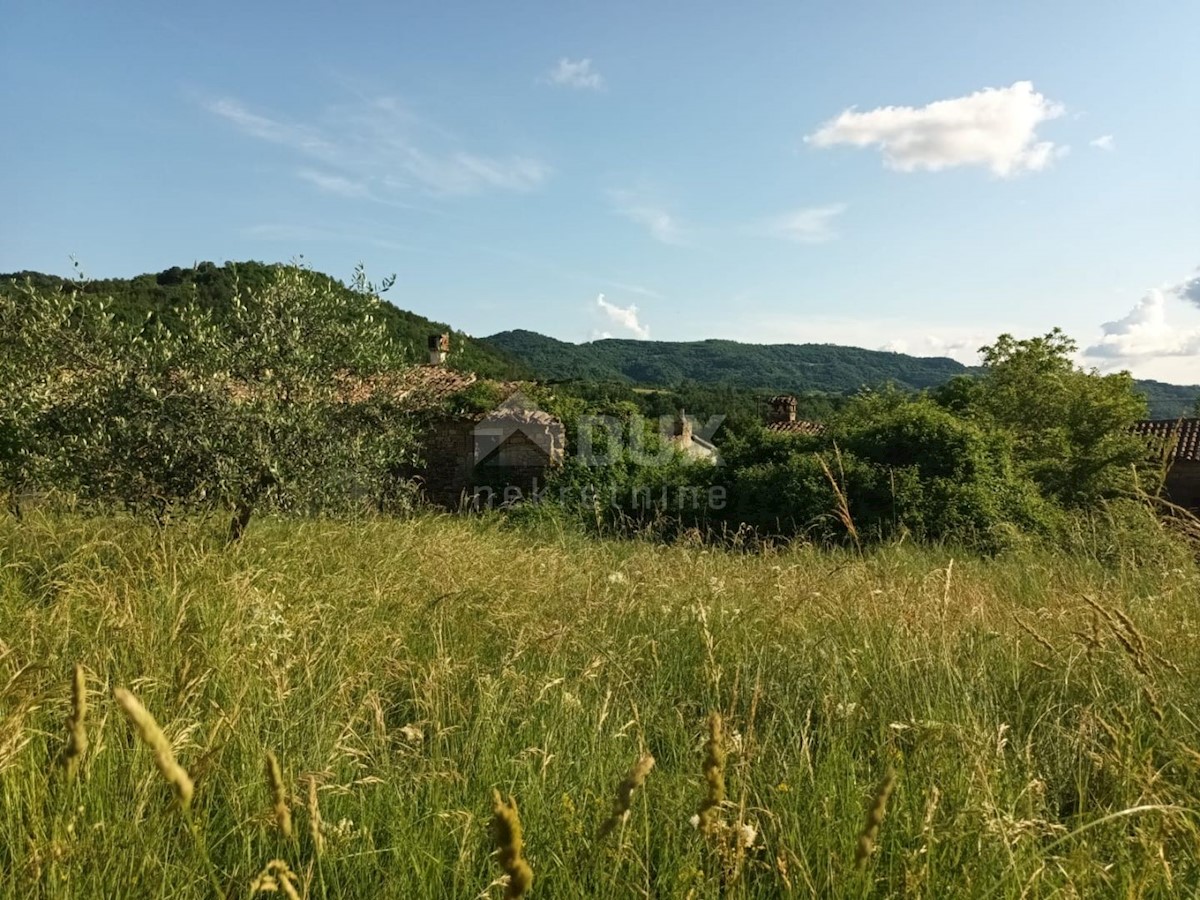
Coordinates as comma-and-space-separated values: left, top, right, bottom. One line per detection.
2, 511, 1200, 897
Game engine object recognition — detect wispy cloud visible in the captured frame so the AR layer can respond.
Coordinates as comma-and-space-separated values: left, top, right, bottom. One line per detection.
1089, 134, 1115, 151
546, 57, 604, 90
596, 293, 650, 338
807, 81, 1067, 177
242, 222, 426, 253
762, 204, 847, 243
295, 168, 370, 198
205, 95, 551, 197
609, 189, 685, 245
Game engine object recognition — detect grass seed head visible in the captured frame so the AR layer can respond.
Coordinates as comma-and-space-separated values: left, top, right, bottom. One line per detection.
265, 750, 293, 839
698, 712, 727, 835
62, 664, 88, 781
598, 753, 655, 839
491, 789, 533, 898
306, 775, 324, 857
855, 768, 897, 870
113, 687, 193, 810
250, 859, 301, 900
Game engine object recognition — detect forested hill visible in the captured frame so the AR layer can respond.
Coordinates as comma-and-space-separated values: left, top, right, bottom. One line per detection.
0, 262, 529, 380
484, 329, 1200, 418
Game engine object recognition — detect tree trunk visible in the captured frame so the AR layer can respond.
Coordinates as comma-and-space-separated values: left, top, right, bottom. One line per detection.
228, 498, 254, 544
226, 470, 275, 545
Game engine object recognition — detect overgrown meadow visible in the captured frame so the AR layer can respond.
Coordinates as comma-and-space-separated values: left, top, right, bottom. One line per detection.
3, 510, 1199, 897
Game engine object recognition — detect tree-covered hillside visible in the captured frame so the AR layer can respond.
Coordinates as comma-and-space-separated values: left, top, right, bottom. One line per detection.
0, 262, 530, 380
486, 329, 968, 390
485, 329, 1200, 418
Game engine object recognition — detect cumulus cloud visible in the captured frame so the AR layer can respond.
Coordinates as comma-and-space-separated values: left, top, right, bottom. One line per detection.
206, 95, 550, 197
1089, 134, 1115, 151
763, 204, 847, 243
596, 293, 649, 339
609, 189, 684, 245
806, 80, 1067, 177
1181, 271, 1200, 307
1085, 286, 1200, 364
546, 58, 604, 90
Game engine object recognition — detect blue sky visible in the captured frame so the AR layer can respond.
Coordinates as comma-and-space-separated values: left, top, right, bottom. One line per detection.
4, 1, 1200, 381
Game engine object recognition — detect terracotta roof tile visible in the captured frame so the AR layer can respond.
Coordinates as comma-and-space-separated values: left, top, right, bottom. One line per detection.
767, 420, 827, 436
332, 366, 478, 405
1131, 418, 1200, 462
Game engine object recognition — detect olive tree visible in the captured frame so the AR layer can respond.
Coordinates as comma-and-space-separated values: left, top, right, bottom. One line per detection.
1, 264, 418, 537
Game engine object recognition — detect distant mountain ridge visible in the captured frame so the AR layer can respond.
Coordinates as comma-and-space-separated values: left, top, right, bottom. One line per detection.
483, 329, 1200, 419
4, 264, 1195, 418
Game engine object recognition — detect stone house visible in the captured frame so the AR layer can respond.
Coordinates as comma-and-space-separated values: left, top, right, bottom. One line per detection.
666, 410, 720, 462
1132, 418, 1200, 511
383, 336, 565, 508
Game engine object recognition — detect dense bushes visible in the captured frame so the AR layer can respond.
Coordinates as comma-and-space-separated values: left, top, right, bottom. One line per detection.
528, 332, 1161, 554
719, 398, 1051, 550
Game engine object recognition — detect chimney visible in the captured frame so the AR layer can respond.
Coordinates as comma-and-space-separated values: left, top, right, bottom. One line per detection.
428, 333, 450, 365
768, 395, 797, 424
675, 408, 693, 445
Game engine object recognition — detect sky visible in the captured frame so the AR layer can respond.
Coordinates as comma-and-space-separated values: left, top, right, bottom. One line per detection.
3, 1, 1199, 382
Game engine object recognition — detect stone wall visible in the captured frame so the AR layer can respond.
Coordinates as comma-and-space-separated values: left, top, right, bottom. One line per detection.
1165, 460, 1200, 511
401, 417, 478, 508
403, 417, 560, 509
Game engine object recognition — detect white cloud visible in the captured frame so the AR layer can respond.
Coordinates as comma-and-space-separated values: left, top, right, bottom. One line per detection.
546, 57, 604, 90
206, 95, 550, 197
609, 190, 685, 245
1180, 270, 1200, 307
806, 80, 1067, 177
1089, 134, 1115, 151
1085, 280, 1200, 365
596, 293, 650, 339
763, 204, 847, 243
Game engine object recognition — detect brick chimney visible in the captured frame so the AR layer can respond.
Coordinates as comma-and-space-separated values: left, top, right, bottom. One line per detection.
428, 333, 450, 365
768, 395, 797, 424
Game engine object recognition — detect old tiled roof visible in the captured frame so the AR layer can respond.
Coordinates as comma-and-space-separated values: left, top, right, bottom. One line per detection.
1132, 418, 1200, 462
332, 366, 480, 405
767, 419, 827, 436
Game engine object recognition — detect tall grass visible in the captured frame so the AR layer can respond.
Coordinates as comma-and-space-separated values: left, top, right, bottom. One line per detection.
1, 508, 1199, 896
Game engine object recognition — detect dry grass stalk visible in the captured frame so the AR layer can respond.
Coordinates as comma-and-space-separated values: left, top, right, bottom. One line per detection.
818, 448, 860, 548
306, 775, 324, 857
250, 858, 301, 900
265, 751, 293, 839
62, 664, 87, 781
1082, 596, 1151, 675
491, 789, 533, 898
697, 712, 727, 835
113, 687, 194, 810
1013, 615, 1058, 655
855, 769, 897, 870
598, 753, 655, 839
